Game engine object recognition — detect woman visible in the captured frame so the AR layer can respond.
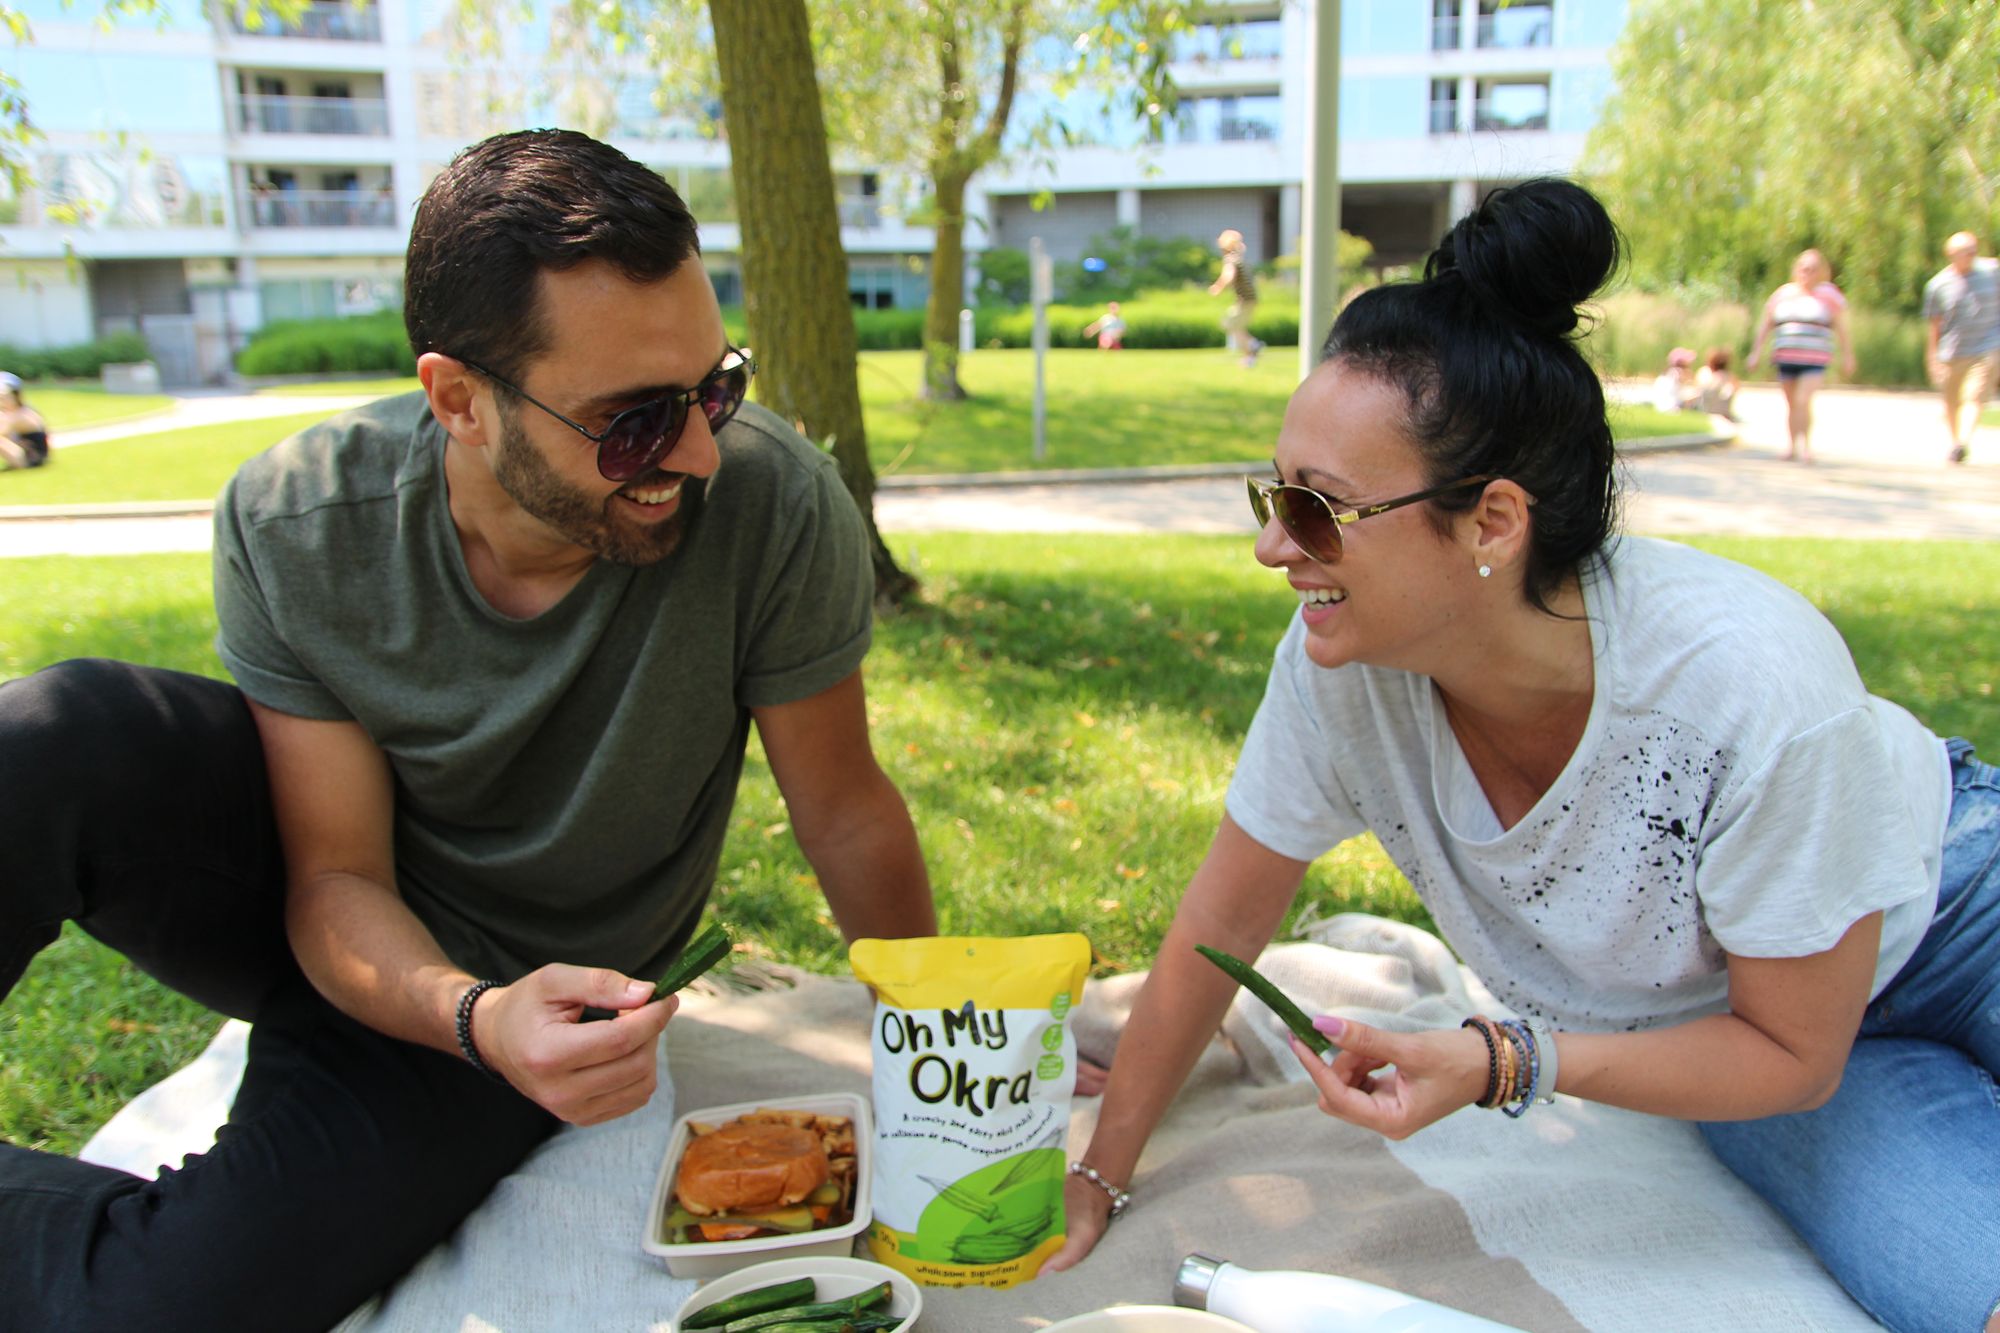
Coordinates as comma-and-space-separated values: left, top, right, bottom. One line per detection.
1044, 180, 1997, 1333
0, 371, 51, 470
1747, 249, 1855, 462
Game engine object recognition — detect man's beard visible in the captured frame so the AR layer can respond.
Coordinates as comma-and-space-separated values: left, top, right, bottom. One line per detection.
491, 405, 690, 567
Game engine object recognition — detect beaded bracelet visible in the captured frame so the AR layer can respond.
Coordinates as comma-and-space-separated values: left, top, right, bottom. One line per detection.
1067, 1161, 1132, 1221
1497, 1019, 1536, 1118
455, 979, 507, 1084
1461, 1016, 1501, 1107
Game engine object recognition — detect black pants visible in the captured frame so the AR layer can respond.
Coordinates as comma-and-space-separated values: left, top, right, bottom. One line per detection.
0, 661, 557, 1333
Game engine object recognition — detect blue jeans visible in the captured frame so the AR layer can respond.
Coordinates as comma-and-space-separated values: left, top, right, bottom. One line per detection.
1702, 739, 2000, 1333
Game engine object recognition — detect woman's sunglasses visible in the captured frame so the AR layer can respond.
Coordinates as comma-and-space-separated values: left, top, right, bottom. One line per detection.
1246, 473, 1494, 564
456, 348, 756, 482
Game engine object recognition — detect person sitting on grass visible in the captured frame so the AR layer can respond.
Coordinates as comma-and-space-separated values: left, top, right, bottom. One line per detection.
1695, 346, 1740, 421
1650, 345, 1699, 413
0, 372, 51, 470
1043, 178, 1999, 1333
0, 128, 935, 1333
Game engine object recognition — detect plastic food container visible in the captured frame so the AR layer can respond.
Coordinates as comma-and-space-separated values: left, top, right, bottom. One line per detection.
1043, 1308, 1257, 1332
643, 1091, 873, 1279
671, 1254, 921, 1332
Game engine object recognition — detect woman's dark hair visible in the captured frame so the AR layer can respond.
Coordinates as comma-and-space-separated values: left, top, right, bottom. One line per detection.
404, 129, 701, 383
1321, 177, 1622, 613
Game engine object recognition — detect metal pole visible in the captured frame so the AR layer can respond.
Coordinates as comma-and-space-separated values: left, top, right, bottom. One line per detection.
1298, 0, 1342, 381
1030, 236, 1050, 461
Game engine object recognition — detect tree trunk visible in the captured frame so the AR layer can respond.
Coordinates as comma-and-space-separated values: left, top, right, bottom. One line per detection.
920, 168, 970, 401
709, 0, 917, 606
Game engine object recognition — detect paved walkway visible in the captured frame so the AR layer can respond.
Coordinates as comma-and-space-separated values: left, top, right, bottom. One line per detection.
0, 383, 1992, 559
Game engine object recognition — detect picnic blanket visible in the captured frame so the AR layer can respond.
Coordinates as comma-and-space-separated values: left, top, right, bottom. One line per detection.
81, 914, 1886, 1332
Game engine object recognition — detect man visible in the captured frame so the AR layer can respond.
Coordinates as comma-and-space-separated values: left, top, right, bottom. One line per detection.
0, 129, 934, 1330
1922, 230, 2000, 464
0, 371, 51, 469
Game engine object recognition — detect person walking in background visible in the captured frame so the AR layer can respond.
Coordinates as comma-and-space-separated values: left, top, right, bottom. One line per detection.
1747, 249, 1855, 463
1695, 347, 1740, 421
1209, 229, 1264, 368
0, 372, 51, 470
1922, 231, 2000, 465
1082, 300, 1127, 351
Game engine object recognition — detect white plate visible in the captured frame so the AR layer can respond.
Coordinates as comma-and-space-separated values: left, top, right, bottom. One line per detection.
1043, 1307, 1257, 1333
643, 1092, 874, 1279
671, 1254, 921, 1332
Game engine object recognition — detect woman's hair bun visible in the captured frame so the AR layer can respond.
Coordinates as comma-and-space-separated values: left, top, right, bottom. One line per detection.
1424, 178, 1620, 338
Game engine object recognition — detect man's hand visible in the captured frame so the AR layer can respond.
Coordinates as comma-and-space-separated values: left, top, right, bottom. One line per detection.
1039, 1172, 1117, 1275
470, 965, 676, 1125
1287, 1017, 1488, 1141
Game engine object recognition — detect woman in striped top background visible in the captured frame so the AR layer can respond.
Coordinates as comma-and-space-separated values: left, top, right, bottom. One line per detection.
1747, 248, 1857, 463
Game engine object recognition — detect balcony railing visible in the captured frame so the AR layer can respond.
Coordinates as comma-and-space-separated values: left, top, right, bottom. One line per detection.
228, 2, 382, 41
238, 95, 388, 136
241, 188, 396, 228
838, 197, 882, 229
1429, 99, 1461, 134
1471, 100, 1550, 132
1476, 12, 1553, 48
1431, 15, 1461, 50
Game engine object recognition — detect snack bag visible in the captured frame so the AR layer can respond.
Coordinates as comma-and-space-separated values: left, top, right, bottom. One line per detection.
848, 934, 1090, 1288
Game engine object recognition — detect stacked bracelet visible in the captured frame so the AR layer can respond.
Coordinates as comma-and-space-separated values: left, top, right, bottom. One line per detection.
455, 979, 507, 1084
1067, 1161, 1131, 1222
1463, 1015, 1553, 1116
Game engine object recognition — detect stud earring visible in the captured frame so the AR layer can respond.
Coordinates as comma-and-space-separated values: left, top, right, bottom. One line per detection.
1478, 563, 1492, 579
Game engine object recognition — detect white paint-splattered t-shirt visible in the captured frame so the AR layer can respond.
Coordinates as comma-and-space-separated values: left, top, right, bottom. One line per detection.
1226, 536, 1950, 1032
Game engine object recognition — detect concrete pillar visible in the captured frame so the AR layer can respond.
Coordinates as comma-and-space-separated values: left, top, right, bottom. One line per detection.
1449, 178, 1479, 222
1116, 187, 1140, 230
1279, 182, 1302, 258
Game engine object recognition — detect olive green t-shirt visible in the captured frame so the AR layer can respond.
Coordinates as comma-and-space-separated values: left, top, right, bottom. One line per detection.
213, 392, 873, 983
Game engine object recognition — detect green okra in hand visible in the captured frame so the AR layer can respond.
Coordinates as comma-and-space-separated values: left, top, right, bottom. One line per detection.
1195, 943, 1334, 1057
653, 921, 733, 996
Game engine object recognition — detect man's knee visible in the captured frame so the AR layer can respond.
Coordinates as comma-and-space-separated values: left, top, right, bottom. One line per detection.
0, 659, 256, 797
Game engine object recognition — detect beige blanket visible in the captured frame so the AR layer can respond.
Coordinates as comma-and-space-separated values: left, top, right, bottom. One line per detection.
82, 916, 1884, 1331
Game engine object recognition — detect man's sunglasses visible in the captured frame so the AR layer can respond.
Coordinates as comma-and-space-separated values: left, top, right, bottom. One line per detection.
1246, 473, 1494, 564
456, 348, 756, 482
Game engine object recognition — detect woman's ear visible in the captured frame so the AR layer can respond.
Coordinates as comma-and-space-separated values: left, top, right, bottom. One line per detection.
1468, 478, 1535, 573
418, 352, 495, 449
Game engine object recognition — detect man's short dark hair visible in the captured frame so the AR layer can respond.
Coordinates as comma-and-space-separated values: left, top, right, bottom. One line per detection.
403, 129, 701, 382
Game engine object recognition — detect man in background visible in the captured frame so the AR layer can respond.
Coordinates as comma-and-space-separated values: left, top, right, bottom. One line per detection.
1922, 230, 2000, 464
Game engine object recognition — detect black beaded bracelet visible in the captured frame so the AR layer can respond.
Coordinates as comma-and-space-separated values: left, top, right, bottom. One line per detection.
1461, 1016, 1500, 1108
456, 979, 507, 1083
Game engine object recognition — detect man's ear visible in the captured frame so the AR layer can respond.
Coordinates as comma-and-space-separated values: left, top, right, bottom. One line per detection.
418, 352, 495, 449
1468, 478, 1536, 573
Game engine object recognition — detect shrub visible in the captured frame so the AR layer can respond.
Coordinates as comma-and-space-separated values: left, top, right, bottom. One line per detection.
236, 312, 416, 377
0, 332, 152, 381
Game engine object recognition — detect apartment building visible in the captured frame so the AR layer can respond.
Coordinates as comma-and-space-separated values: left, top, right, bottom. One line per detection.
972, 0, 1625, 270
1, 0, 1628, 384
0, 0, 932, 384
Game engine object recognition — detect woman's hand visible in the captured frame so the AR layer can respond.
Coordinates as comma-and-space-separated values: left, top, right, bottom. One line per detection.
1287, 1016, 1490, 1141
1038, 1172, 1118, 1275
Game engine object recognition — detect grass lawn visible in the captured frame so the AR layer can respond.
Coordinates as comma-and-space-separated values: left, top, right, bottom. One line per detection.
1, 533, 1993, 1155
23, 385, 176, 432
0, 413, 335, 507
256, 376, 422, 398
8, 353, 1706, 508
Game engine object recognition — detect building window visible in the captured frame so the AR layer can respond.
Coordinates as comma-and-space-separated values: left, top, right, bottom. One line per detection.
1474, 78, 1550, 132
1478, 0, 1552, 49
1168, 94, 1282, 144
1431, 0, 1461, 52
1175, 16, 1283, 62
1429, 78, 1460, 134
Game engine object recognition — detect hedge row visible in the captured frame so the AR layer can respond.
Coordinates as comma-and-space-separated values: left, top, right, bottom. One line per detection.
234, 312, 417, 377
0, 332, 152, 381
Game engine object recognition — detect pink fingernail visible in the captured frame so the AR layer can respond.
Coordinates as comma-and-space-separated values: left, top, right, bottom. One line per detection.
1312, 1015, 1344, 1038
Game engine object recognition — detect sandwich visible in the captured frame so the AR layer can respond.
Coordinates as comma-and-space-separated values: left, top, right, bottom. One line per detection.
667, 1111, 855, 1243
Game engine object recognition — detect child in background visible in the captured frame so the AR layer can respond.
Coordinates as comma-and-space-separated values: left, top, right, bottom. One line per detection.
1651, 347, 1699, 413
1083, 301, 1127, 351
1696, 347, 1740, 421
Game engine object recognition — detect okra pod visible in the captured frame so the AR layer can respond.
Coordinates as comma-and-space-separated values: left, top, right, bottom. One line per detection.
682, 1276, 818, 1329
654, 922, 733, 995
721, 1281, 892, 1333
1194, 944, 1333, 1056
